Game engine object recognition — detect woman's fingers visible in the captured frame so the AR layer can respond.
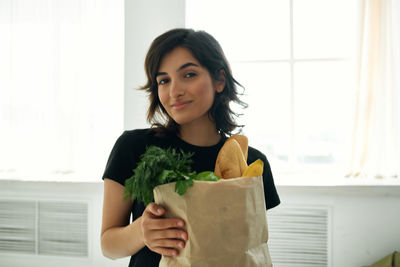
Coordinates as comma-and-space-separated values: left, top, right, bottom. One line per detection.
153, 247, 179, 257
145, 236, 185, 256
147, 217, 185, 230
151, 236, 186, 257
143, 228, 187, 247
152, 237, 186, 250
146, 202, 165, 217
142, 202, 188, 256
151, 228, 188, 241
145, 203, 186, 229
142, 213, 185, 232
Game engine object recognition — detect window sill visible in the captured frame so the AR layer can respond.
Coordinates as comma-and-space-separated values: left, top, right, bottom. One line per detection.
1, 170, 399, 187
0, 170, 102, 183
275, 170, 400, 187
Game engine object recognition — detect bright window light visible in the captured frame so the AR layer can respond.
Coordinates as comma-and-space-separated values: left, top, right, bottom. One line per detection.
186, 0, 358, 182
0, 0, 124, 181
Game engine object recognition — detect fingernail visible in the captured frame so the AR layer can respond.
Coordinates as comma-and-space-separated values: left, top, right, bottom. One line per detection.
157, 208, 162, 214
177, 221, 183, 227
181, 233, 186, 240
179, 242, 184, 248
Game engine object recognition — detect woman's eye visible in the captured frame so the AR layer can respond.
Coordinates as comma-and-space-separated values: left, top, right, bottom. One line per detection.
158, 78, 169, 85
184, 72, 196, 78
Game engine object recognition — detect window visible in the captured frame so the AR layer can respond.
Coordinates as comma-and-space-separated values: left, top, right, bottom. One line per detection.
0, 0, 124, 181
186, 0, 359, 182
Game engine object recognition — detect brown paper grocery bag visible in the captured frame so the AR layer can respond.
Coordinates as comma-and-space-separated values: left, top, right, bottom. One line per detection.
153, 176, 272, 267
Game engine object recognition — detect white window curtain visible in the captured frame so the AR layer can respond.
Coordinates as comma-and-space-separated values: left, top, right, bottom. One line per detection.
0, 0, 124, 181
347, 0, 400, 178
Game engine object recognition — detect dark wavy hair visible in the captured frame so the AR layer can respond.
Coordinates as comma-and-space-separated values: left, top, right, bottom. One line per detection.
140, 28, 247, 137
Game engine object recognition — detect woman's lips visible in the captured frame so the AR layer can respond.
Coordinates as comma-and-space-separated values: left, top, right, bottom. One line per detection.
171, 101, 192, 110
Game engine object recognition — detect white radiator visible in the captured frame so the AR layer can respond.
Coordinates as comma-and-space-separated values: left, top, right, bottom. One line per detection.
0, 199, 331, 266
0, 199, 89, 258
268, 205, 332, 267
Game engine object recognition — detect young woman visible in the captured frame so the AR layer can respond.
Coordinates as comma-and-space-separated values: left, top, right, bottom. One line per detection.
100, 28, 280, 267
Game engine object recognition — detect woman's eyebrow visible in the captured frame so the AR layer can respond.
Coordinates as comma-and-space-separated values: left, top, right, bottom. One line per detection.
177, 62, 199, 71
156, 62, 199, 78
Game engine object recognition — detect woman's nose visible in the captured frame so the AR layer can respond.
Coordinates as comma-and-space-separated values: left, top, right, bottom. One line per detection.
170, 79, 185, 98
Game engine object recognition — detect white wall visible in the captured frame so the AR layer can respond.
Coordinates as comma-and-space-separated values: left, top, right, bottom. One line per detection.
278, 186, 400, 267
1, 181, 399, 267
124, 0, 185, 130
1, 1, 186, 267
0, 181, 121, 267
1, 1, 400, 267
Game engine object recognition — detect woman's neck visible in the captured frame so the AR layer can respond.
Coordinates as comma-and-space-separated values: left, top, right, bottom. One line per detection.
178, 121, 221, 147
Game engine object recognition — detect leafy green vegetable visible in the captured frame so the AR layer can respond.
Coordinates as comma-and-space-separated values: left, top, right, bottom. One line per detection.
196, 171, 220, 181
175, 179, 194, 195
124, 145, 220, 205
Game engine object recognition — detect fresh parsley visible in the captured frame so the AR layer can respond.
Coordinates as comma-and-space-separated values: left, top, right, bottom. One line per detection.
124, 145, 220, 205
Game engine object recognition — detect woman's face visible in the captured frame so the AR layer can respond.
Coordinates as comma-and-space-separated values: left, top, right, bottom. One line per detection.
156, 46, 224, 127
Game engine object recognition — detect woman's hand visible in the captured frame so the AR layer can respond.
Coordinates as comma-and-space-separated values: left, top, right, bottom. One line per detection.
141, 202, 188, 257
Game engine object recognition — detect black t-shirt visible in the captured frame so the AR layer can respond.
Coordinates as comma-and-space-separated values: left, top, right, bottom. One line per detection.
102, 128, 280, 267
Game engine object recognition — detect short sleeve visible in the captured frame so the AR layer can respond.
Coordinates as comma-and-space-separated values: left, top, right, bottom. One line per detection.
102, 131, 135, 186
260, 153, 280, 210
247, 147, 280, 210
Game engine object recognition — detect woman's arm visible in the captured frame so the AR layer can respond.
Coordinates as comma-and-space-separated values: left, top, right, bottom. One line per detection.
101, 178, 144, 259
100, 178, 188, 260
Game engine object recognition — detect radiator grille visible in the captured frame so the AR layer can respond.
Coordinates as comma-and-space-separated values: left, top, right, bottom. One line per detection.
0, 201, 36, 254
0, 199, 88, 258
268, 205, 331, 267
38, 202, 88, 257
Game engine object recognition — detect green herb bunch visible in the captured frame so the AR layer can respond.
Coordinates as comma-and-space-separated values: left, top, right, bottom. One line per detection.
124, 145, 220, 206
